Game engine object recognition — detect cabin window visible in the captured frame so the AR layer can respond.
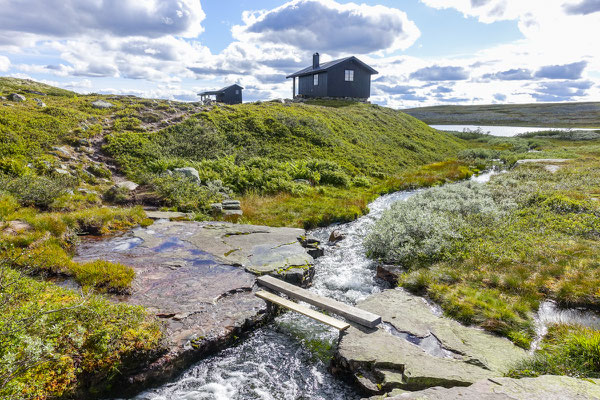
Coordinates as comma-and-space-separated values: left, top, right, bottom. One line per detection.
235, 90, 239, 94
345, 70, 354, 81
314, 74, 319, 85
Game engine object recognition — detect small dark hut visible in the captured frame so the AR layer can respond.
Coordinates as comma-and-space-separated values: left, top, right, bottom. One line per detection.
286, 53, 378, 100
198, 84, 243, 104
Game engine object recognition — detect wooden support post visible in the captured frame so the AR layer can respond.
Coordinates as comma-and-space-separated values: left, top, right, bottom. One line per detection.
257, 275, 381, 328
292, 77, 296, 99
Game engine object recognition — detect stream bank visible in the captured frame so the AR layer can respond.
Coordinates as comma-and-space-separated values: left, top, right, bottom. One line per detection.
74, 221, 321, 396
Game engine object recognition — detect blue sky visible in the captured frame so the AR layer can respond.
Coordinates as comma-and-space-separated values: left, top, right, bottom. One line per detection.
0, 0, 598, 107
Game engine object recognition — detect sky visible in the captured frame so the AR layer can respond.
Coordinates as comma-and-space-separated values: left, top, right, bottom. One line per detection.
0, 0, 599, 108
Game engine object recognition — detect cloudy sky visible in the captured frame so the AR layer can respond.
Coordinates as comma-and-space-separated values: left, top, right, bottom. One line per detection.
1, 0, 599, 107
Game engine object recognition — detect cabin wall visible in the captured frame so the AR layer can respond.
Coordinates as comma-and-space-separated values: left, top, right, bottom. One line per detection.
216, 87, 242, 104
298, 72, 328, 98
326, 60, 372, 99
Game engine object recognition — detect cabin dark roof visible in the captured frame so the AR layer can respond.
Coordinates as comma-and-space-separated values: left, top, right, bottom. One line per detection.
198, 84, 243, 96
286, 56, 378, 79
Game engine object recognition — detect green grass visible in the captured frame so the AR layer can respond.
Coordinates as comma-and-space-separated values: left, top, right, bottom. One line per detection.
509, 324, 600, 378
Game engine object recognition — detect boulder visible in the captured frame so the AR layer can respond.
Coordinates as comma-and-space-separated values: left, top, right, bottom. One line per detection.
329, 230, 346, 243
52, 146, 74, 160
174, 167, 201, 183
8, 93, 26, 102
54, 168, 70, 175
91, 100, 114, 109
24, 89, 46, 96
334, 289, 527, 394
116, 180, 139, 191
34, 98, 46, 108
382, 375, 600, 400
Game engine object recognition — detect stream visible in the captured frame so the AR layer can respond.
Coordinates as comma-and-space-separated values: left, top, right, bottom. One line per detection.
130, 170, 496, 400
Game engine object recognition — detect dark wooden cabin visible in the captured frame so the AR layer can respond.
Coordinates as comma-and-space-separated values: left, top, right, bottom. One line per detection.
286, 53, 378, 99
198, 84, 243, 104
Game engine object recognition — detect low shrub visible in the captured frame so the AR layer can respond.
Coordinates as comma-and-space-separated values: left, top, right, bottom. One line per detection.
71, 260, 135, 293
0, 263, 162, 399
1, 174, 77, 209
0, 192, 19, 218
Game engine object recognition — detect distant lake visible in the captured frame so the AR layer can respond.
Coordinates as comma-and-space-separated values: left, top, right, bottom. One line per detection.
430, 124, 596, 137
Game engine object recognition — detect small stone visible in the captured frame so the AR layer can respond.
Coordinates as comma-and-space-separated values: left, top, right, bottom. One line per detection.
8, 93, 26, 102
223, 209, 243, 216
294, 179, 311, 185
328, 230, 346, 243
174, 167, 201, 183
210, 203, 223, 213
54, 168, 70, 175
34, 98, 46, 108
222, 200, 241, 210
91, 100, 114, 109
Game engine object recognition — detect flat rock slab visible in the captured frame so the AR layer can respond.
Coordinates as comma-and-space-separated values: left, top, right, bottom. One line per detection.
144, 210, 191, 220
73, 220, 317, 392
379, 375, 600, 400
335, 289, 527, 394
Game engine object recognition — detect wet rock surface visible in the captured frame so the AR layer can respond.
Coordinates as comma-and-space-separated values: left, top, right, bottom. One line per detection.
73, 220, 320, 393
335, 289, 527, 394
374, 375, 600, 400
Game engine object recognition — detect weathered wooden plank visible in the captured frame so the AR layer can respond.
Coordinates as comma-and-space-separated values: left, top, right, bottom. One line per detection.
257, 275, 381, 328
256, 290, 350, 331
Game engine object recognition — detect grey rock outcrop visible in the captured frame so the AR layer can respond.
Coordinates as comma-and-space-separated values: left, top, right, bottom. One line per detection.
378, 375, 600, 400
8, 93, 26, 102
91, 99, 114, 109
335, 289, 527, 394
174, 167, 201, 183
34, 98, 46, 107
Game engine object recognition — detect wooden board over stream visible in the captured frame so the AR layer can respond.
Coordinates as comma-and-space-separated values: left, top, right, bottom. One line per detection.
257, 275, 382, 328
256, 290, 350, 331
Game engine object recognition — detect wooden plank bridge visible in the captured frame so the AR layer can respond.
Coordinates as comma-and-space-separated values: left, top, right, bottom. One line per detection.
256, 275, 381, 330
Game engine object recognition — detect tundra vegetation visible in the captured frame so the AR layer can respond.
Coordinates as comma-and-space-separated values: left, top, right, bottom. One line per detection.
366, 129, 600, 378
0, 77, 472, 398
2, 76, 598, 397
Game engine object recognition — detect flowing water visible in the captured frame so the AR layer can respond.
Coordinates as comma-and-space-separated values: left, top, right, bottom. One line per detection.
130, 169, 504, 400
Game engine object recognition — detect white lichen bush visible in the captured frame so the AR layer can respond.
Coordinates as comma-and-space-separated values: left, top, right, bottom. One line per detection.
365, 181, 513, 266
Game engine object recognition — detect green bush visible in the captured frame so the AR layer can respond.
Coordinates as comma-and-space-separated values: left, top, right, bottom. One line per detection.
141, 173, 222, 212
365, 181, 510, 266
1, 174, 77, 209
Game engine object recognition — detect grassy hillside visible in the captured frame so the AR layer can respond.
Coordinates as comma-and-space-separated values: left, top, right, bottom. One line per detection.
0, 77, 474, 398
403, 102, 600, 128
